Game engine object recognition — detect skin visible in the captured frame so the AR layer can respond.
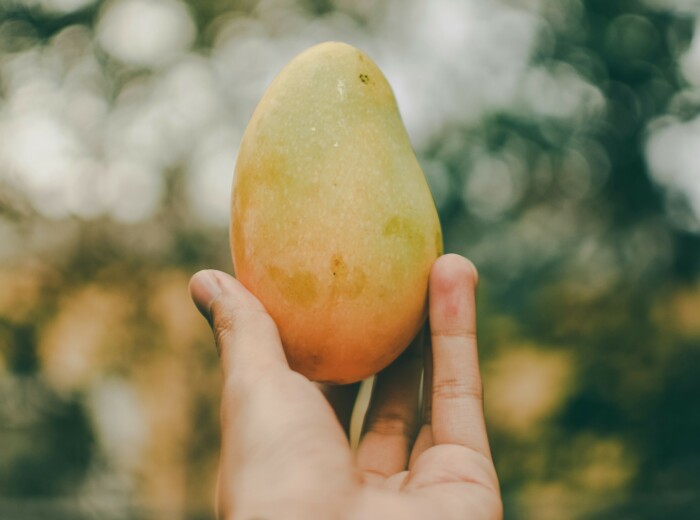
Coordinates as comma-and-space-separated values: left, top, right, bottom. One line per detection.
189, 254, 502, 520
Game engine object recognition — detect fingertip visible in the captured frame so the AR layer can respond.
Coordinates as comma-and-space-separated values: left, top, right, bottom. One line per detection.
209, 269, 242, 293
189, 270, 223, 321
189, 269, 264, 323
211, 270, 271, 313
430, 254, 478, 295
428, 254, 478, 337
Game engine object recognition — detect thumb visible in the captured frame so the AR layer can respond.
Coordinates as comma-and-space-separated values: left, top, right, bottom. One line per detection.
188, 270, 288, 377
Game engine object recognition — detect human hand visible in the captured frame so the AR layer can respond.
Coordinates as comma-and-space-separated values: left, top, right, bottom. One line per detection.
189, 254, 502, 520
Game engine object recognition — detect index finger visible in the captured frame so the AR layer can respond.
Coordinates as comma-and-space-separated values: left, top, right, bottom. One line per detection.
428, 254, 491, 460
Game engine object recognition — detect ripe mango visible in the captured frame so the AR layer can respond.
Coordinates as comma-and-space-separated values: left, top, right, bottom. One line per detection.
231, 42, 442, 384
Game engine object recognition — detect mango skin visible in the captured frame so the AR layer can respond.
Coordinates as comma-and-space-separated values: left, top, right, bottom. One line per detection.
231, 42, 442, 384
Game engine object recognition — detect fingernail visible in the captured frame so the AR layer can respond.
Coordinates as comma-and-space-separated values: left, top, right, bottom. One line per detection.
190, 270, 222, 322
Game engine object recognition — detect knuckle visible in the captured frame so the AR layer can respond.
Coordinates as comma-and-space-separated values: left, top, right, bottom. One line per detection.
360, 468, 391, 483
432, 329, 477, 341
212, 312, 236, 353
366, 409, 418, 439
433, 376, 483, 402
209, 296, 276, 353
210, 294, 235, 326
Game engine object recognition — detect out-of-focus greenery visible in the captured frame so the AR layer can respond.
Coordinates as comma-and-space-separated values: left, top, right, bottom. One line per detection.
1, 0, 699, 518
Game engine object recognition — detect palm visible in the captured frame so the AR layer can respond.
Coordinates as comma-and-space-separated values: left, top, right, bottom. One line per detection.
404, 443, 501, 514
315, 330, 501, 520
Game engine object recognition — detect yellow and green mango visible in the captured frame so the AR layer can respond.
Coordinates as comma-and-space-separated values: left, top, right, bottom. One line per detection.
231, 42, 442, 383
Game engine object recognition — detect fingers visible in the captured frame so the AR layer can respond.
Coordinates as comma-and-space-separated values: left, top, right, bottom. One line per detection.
188, 270, 288, 379
356, 328, 424, 484
317, 382, 361, 435
428, 254, 492, 460
421, 326, 434, 424
409, 334, 433, 468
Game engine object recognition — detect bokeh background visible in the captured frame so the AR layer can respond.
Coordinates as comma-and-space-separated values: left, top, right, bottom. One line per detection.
1, 0, 700, 518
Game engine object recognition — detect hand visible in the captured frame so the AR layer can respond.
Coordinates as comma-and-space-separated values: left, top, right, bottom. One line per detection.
189, 254, 502, 520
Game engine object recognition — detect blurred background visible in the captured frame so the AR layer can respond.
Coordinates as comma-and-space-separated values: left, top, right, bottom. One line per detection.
1, 0, 699, 518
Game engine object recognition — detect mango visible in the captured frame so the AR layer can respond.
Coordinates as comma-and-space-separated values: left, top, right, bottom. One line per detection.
230, 42, 442, 384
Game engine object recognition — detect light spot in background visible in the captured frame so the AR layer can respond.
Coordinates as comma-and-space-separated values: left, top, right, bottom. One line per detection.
65, 89, 109, 141
517, 482, 600, 520
0, 107, 164, 221
156, 57, 224, 135
462, 154, 525, 220
462, 202, 578, 282
87, 378, 146, 471
39, 286, 131, 393
519, 62, 606, 121
97, 0, 195, 67
382, 0, 542, 146
681, 19, 700, 85
572, 435, 637, 491
558, 148, 592, 199
148, 272, 207, 348
187, 128, 240, 226
518, 204, 570, 260
0, 111, 86, 218
0, 269, 42, 322
606, 14, 660, 61
104, 56, 225, 171
1, 112, 77, 188
485, 346, 574, 435
642, 0, 700, 15
65, 158, 110, 219
567, 237, 622, 297
655, 283, 700, 337
102, 160, 163, 223
105, 89, 173, 168
645, 115, 700, 230
622, 220, 673, 276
